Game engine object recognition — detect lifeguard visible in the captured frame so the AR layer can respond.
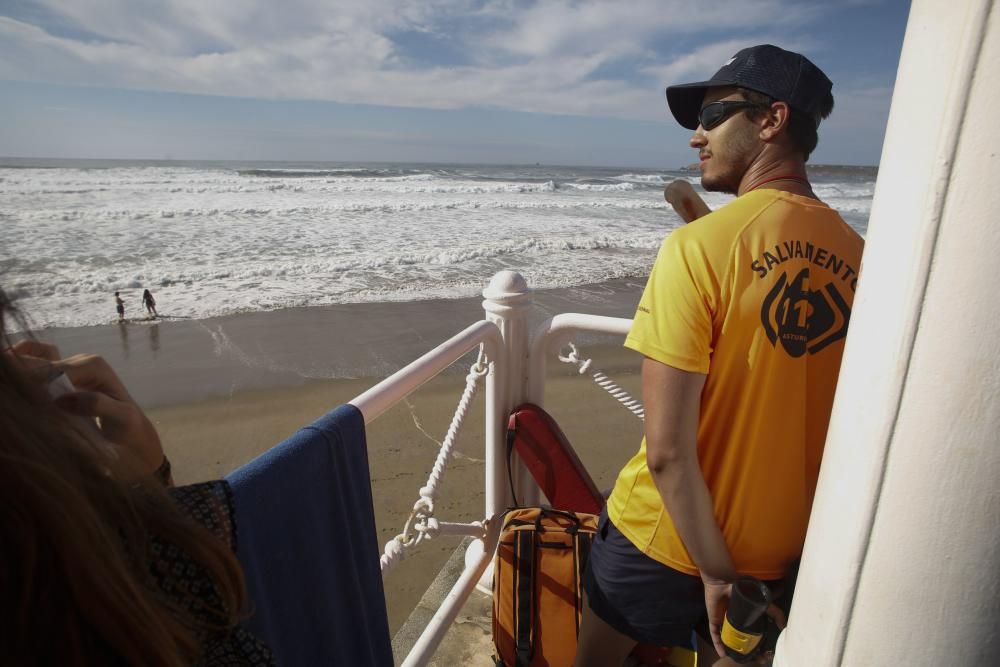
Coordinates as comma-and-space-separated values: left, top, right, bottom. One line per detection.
574, 45, 864, 666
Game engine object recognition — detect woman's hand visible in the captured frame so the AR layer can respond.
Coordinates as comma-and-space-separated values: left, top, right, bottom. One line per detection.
54, 353, 165, 475
7, 341, 166, 477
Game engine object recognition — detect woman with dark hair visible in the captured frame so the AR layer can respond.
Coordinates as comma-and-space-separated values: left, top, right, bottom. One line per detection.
0, 288, 273, 665
143, 288, 158, 318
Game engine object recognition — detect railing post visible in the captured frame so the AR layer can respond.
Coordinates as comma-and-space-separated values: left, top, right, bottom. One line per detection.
467, 271, 538, 593
481, 270, 539, 509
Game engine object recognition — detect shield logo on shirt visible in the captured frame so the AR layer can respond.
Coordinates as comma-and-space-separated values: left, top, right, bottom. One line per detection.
761, 268, 851, 357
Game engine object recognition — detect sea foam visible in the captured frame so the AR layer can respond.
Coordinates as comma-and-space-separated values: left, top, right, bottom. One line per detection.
1, 161, 873, 329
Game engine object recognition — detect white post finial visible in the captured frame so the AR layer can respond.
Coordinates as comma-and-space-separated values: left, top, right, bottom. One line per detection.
482, 270, 531, 314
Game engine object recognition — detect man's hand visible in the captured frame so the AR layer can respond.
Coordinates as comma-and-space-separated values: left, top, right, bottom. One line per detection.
702, 575, 733, 658
702, 574, 789, 663
664, 180, 711, 223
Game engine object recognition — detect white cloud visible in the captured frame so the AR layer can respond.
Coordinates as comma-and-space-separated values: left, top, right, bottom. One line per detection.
480, 0, 819, 59
0, 1, 856, 122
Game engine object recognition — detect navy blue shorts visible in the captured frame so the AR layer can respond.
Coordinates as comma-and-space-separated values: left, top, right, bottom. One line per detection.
583, 510, 707, 647
583, 510, 795, 649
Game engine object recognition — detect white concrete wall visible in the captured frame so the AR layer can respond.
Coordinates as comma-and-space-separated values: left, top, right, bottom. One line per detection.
775, 1, 1000, 664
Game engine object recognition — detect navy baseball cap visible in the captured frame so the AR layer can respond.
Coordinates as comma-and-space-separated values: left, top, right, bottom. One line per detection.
666, 44, 833, 130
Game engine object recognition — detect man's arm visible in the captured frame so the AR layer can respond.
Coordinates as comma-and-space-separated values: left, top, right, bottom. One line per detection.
642, 356, 736, 657
643, 356, 733, 578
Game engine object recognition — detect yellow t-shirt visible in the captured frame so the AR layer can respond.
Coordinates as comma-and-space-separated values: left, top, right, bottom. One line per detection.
606, 189, 864, 579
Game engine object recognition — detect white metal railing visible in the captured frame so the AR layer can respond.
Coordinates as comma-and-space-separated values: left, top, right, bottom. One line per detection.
349, 319, 503, 427
527, 312, 633, 407
349, 318, 506, 667
350, 271, 636, 666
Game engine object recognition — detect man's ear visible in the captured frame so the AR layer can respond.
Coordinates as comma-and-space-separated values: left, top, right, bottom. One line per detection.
759, 101, 790, 141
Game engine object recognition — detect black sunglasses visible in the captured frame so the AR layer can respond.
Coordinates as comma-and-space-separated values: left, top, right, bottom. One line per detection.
698, 100, 763, 130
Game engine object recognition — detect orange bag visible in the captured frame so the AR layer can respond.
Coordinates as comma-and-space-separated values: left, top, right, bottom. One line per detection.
492, 507, 598, 666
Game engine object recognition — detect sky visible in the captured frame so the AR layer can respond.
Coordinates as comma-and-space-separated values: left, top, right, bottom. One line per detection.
0, 0, 911, 168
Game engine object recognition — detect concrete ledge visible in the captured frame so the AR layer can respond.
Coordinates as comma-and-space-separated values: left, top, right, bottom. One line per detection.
391, 537, 495, 666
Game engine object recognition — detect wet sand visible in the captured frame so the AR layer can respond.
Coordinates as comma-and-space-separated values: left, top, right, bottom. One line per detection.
38, 279, 648, 633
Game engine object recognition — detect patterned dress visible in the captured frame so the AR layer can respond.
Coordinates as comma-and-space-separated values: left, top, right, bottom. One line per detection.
152, 481, 275, 666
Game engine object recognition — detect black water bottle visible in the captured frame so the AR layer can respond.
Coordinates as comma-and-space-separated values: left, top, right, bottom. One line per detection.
721, 576, 771, 663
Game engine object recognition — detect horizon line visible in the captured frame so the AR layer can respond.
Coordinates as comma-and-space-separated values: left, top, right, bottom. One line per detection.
0, 155, 881, 170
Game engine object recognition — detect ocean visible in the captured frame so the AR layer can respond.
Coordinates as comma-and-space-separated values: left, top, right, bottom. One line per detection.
0, 159, 875, 330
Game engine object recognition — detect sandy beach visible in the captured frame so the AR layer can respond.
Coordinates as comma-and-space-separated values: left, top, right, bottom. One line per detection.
38, 279, 648, 633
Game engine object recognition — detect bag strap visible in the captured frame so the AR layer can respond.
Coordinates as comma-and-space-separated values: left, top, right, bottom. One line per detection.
506, 413, 520, 507
514, 528, 535, 666
533, 507, 581, 533
574, 530, 593, 636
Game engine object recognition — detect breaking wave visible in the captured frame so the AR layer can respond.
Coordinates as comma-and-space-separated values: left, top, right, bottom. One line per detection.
3, 160, 873, 329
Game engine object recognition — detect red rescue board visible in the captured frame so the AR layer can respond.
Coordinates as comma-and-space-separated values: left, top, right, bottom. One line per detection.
506, 403, 604, 515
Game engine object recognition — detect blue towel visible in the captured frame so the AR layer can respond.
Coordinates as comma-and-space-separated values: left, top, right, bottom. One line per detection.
226, 404, 392, 667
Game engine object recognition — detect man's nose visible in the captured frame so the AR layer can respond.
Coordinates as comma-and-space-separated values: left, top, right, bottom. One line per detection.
689, 128, 707, 148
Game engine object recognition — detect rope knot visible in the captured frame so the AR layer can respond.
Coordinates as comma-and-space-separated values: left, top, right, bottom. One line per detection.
415, 517, 440, 538
469, 345, 489, 377
413, 496, 434, 513
385, 535, 408, 557
558, 343, 594, 374
557, 343, 581, 364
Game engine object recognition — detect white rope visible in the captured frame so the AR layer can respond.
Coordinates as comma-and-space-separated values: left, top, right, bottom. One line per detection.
380, 346, 490, 573
380, 519, 488, 572
558, 342, 645, 421
416, 520, 488, 538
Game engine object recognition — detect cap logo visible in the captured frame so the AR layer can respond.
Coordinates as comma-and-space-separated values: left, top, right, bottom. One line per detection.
724, 56, 736, 66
